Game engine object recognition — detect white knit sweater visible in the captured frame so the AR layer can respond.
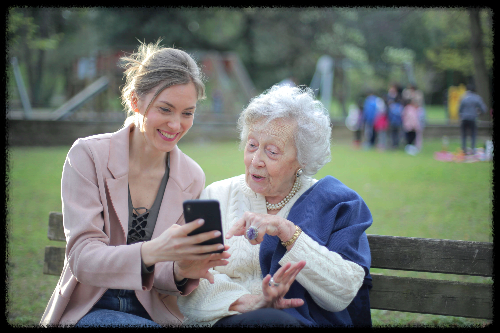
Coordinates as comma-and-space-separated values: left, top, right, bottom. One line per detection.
177, 175, 365, 326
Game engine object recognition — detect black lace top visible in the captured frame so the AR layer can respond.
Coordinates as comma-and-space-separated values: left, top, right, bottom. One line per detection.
127, 153, 170, 273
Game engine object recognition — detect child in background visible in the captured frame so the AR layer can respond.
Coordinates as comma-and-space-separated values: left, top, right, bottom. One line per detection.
353, 98, 364, 148
388, 94, 404, 149
374, 97, 388, 151
345, 98, 364, 149
402, 97, 421, 155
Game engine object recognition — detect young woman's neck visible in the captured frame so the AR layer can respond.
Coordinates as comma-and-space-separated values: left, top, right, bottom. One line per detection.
129, 126, 168, 173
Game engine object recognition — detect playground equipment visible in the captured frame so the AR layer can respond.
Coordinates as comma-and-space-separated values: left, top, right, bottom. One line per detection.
197, 51, 257, 122
310, 55, 334, 114
51, 76, 109, 120
10, 57, 33, 119
10, 51, 256, 123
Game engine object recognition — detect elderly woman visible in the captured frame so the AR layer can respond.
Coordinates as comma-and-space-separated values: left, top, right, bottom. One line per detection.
177, 84, 373, 327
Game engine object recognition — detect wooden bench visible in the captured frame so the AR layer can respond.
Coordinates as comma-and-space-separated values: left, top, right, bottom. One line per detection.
44, 211, 493, 320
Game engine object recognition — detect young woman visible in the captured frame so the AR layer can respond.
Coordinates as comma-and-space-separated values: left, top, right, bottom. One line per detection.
40, 41, 230, 327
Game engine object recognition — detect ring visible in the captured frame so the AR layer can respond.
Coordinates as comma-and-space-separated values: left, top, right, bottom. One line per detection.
246, 226, 259, 240
269, 277, 280, 287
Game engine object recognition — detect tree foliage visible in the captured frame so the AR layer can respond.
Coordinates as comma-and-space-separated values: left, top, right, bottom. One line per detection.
8, 7, 101, 107
7, 7, 493, 110
421, 9, 492, 76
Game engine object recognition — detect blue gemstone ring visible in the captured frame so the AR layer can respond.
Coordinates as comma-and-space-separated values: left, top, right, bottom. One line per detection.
246, 226, 259, 240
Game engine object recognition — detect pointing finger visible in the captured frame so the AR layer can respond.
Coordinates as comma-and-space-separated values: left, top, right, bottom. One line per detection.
226, 217, 246, 239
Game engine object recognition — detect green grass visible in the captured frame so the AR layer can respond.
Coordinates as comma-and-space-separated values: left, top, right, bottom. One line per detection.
6, 137, 492, 327
6, 147, 70, 327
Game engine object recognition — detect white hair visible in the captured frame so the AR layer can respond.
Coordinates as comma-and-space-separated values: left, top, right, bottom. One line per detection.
237, 84, 332, 176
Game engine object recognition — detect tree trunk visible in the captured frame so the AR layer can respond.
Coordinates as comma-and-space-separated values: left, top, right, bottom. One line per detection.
336, 63, 347, 118
468, 8, 490, 112
243, 11, 256, 77
33, 48, 46, 107
22, 43, 34, 105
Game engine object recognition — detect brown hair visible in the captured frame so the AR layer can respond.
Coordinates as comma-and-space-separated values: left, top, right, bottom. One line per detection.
120, 39, 206, 128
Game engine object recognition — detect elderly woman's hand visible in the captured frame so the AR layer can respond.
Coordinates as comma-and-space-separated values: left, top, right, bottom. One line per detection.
261, 261, 306, 309
226, 212, 296, 246
228, 261, 306, 313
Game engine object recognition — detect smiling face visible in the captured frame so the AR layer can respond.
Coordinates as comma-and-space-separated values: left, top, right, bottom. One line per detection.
135, 82, 198, 153
243, 118, 302, 203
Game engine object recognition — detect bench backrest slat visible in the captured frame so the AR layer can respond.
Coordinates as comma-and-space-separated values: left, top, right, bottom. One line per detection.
48, 212, 65, 242
43, 246, 65, 275
370, 275, 492, 319
368, 234, 492, 277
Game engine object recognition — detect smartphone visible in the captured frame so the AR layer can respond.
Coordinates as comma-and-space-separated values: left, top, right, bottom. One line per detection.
183, 199, 224, 254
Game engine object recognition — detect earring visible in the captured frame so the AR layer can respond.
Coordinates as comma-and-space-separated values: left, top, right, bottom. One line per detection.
296, 168, 303, 178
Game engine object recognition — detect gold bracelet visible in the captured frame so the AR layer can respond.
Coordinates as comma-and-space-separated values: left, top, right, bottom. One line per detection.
281, 225, 302, 248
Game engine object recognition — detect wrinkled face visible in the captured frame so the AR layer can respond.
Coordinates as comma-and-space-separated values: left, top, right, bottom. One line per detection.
135, 82, 197, 153
243, 118, 301, 200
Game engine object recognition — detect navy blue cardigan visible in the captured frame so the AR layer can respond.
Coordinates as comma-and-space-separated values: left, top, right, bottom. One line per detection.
259, 176, 373, 327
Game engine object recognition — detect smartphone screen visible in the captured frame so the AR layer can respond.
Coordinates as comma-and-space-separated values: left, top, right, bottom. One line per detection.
183, 199, 224, 254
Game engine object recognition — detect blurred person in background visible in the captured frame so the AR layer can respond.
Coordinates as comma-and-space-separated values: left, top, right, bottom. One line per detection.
458, 83, 487, 154
178, 84, 373, 327
416, 104, 426, 151
402, 97, 422, 155
374, 96, 388, 151
362, 90, 378, 149
387, 93, 404, 149
414, 85, 426, 152
386, 82, 400, 104
345, 97, 364, 148
40, 41, 230, 327
402, 83, 424, 107
402, 84, 425, 151
353, 97, 364, 148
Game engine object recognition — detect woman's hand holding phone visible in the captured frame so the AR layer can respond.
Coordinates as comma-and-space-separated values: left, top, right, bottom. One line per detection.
141, 219, 230, 282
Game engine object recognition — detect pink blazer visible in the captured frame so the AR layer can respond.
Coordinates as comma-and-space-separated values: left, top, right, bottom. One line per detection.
40, 124, 205, 326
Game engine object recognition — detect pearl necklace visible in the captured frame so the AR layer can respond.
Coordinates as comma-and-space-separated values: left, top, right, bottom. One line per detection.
266, 177, 302, 211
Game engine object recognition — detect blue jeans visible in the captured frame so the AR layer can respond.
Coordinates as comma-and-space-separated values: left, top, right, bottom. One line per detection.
75, 289, 161, 327
213, 308, 305, 327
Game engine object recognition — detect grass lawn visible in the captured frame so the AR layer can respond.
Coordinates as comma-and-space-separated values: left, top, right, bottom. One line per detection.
6, 136, 492, 327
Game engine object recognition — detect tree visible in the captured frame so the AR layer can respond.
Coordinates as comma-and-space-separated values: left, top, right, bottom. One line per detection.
8, 7, 100, 107
8, 7, 64, 107
468, 8, 491, 109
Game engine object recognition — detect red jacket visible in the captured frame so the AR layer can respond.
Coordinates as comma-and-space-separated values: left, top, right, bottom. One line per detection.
374, 113, 389, 131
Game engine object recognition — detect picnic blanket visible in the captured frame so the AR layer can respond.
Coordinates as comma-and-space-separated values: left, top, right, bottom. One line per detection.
434, 148, 492, 163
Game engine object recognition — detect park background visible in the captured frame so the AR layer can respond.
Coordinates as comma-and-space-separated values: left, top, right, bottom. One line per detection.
6, 7, 493, 327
